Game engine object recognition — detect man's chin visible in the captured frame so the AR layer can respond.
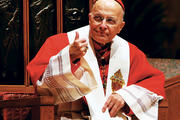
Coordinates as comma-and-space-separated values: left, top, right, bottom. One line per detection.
94, 38, 110, 44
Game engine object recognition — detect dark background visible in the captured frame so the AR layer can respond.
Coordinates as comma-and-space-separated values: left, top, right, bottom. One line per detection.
120, 0, 180, 59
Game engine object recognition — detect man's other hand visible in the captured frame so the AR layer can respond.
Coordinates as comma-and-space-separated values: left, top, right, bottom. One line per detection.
102, 93, 125, 117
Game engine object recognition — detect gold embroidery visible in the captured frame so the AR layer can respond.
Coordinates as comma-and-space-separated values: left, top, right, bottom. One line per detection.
110, 69, 125, 92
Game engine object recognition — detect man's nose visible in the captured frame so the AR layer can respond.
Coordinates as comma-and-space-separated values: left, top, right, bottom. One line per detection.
99, 20, 107, 31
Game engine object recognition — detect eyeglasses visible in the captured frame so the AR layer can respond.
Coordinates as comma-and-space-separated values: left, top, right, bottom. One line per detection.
92, 14, 117, 25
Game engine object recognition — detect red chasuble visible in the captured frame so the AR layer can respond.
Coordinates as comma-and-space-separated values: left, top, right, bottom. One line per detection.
27, 33, 165, 102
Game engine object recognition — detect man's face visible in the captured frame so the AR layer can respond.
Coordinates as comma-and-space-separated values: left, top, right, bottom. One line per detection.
89, 0, 125, 44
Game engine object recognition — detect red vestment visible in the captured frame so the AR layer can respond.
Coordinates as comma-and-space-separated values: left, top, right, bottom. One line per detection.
27, 33, 165, 97
27, 32, 165, 117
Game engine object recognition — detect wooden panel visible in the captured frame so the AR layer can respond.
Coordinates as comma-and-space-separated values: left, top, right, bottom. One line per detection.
32, 105, 54, 120
62, 0, 90, 32
0, 0, 24, 85
23, 0, 30, 86
165, 75, 180, 120
0, 85, 34, 93
40, 106, 54, 120
29, 0, 57, 60
57, 0, 63, 33
58, 0, 93, 33
158, 100, 168, 120
0, 96, 54, 108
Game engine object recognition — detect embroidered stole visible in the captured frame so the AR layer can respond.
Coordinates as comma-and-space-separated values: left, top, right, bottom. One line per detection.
67, 25, 130, 120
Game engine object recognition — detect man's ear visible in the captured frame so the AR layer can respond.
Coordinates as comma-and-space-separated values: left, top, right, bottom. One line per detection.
89, 13, 92, 24
118, 21, 125, 33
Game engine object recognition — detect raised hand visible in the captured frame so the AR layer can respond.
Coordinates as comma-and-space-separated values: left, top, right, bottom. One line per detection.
69, 31, 88, 62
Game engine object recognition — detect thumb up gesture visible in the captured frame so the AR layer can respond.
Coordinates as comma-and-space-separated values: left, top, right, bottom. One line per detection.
69, 32, 88, 62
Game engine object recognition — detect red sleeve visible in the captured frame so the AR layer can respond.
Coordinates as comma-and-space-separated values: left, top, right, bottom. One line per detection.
128, 43, 165, 97
27, 33, 69, 85
124, 43, 165, 116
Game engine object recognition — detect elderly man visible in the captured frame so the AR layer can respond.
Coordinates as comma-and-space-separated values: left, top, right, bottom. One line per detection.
27, 0, 165, 119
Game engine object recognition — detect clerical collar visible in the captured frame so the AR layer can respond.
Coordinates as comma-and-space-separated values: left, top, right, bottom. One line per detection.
92, 39, 112, 66
91, 39, 112, 50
